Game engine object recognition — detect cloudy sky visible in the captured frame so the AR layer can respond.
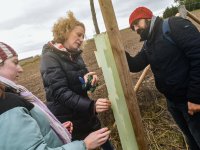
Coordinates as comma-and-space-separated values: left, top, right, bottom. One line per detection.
0, 0, 175, 59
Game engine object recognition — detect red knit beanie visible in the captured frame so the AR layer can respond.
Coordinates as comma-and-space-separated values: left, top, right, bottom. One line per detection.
129, 7, 153, 26
0, 42, 17, 63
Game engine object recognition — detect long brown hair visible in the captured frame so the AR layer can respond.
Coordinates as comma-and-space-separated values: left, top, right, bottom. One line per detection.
0, 83, 5, 98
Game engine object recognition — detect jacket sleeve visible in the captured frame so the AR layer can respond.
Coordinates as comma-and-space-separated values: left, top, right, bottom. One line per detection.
125, 46, 149, 72
0, 107, 86, 150
40, 53, 94, 115
170, 17, 200, 103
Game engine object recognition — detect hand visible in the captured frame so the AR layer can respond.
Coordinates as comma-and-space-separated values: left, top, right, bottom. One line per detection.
84, 72, 98, 86
84, 127, 111, 150
188, 102, 200, 115
95, 98, 111, 113
62, 121, 73, 133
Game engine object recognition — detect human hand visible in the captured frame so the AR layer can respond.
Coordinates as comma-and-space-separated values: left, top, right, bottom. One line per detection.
188, 101, 200, 115
62, 121, 73, 133
84, 127, 111, 150
84, 72, 98, 86
95, 98, 111, 113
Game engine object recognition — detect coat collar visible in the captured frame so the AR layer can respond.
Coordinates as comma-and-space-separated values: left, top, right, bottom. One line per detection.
147, 17, 163, 44
43, 41, 83, 62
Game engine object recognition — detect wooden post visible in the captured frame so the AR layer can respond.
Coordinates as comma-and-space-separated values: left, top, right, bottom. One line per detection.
187, 11, 200, 25
134, 65, 150, 92
98, 0, 148, 150
178, 4, 200, 25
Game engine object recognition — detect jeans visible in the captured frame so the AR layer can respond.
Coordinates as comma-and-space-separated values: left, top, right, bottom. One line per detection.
101, 140, 115, 150
167, 99, 200, 150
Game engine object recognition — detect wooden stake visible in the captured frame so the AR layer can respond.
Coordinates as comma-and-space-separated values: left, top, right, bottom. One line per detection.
178, 4, 200, 25
187, 11, 200, 25
98, 0, 148, 149
134, 65, 150, 92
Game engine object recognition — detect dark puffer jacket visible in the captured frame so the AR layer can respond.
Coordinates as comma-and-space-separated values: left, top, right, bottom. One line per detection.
40, 43, 101, 140
126, 17, 200, 104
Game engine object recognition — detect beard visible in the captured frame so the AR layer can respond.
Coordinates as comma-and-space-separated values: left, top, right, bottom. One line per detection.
137, 20, 151, 41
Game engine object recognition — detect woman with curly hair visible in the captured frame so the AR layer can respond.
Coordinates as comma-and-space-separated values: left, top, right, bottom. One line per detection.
40, 12, 114, 149
0, 42, 111, 150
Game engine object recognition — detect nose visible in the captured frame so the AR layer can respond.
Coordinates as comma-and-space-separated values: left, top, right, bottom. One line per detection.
17, 65, 23, 73
80, 36, 84, 42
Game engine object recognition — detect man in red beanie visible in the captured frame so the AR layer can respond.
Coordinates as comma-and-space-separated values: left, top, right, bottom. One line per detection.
126, 6, 200, 150
129, 7, 153, 41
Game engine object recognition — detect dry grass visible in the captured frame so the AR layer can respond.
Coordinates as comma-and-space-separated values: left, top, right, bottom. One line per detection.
88, 71, 187, 150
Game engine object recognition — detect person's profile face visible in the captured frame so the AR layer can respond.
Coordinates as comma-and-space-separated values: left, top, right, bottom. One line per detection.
131, 19, 147, 33
64, 26, 85, 51
0, 56, 23, 82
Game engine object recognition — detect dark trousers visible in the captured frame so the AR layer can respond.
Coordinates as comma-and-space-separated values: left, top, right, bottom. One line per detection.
101, 140, 115, 150
167, 99, 200, 150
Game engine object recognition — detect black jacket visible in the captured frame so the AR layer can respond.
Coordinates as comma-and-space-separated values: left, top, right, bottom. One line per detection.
126, 17, 200, 104
40, 43, 101, 140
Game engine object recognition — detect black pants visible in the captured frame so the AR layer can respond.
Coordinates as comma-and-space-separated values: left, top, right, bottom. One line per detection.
167, 99, 200, 150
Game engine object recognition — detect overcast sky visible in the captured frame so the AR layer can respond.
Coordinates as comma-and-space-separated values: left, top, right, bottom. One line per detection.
0, 0, 175, 59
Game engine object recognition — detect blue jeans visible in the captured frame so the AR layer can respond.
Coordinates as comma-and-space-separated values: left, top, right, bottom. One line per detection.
167, 99, 200, 150
101, 140, 115, 150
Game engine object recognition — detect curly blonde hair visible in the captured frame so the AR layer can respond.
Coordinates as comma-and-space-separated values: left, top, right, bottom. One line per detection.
52, 11, 85, 44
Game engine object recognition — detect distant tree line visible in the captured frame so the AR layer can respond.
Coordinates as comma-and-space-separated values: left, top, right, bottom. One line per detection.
163, 0, 200, 18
